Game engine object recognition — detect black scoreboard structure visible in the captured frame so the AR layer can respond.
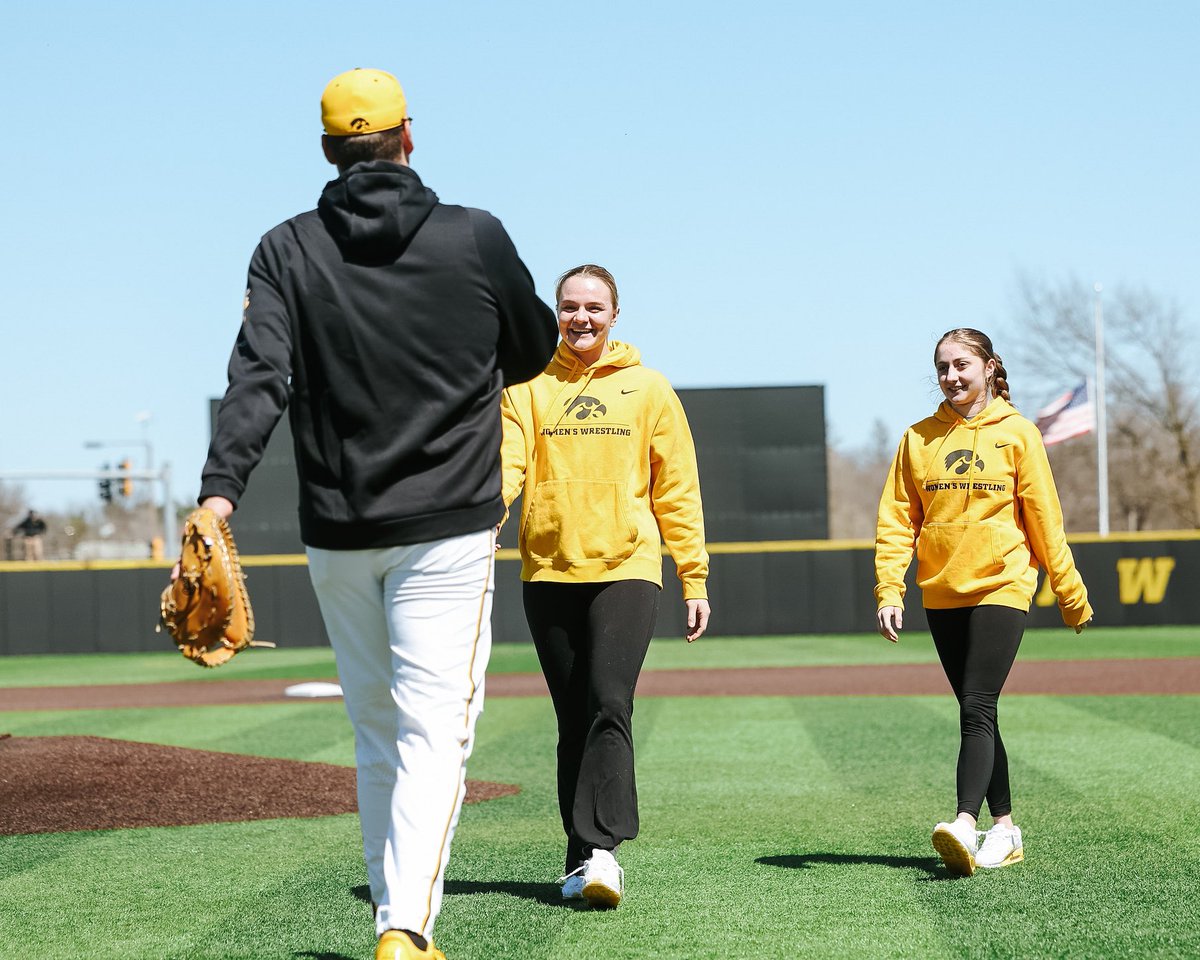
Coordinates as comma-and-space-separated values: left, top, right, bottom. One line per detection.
213, 385, 829, 643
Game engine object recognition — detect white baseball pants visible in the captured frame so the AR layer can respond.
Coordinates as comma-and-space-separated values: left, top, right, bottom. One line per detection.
306, 529, 494, 939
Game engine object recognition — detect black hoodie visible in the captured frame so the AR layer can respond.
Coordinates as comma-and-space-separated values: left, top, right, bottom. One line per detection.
200, 162, 557, 548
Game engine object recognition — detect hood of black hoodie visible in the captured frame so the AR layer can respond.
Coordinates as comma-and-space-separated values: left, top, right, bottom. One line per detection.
317, 161, 438, 262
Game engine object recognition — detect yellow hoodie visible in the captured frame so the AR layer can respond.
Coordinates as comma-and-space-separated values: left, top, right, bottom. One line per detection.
500, 341, 709, 599
875, 397, 1092, 627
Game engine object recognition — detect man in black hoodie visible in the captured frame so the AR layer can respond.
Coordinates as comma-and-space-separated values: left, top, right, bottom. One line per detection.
195, 68, 556, 960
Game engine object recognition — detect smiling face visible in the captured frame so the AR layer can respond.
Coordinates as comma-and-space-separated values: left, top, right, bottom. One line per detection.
935, 340, 996, 418
558, 275, 618, 366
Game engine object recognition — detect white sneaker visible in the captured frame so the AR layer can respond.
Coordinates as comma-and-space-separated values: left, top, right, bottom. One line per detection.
557, 865, 586, 900
581, 849, 624, 908
976, 824, 1024, 869
932, 819, 979, 877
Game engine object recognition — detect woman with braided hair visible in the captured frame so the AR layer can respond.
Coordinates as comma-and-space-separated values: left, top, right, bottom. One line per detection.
874, 327, 1092, 876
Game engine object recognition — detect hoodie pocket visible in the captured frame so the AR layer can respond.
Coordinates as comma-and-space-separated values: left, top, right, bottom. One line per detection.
522, 479, 637, 564
916, 522, 1001, 589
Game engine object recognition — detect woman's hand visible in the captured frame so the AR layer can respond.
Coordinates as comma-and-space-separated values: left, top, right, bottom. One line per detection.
877, 605, 903, 643
685, 599, 710, 643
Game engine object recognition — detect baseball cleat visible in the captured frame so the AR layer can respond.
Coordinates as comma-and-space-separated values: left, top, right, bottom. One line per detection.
375, 929, 446, 960
976, 824, 1024, 869
581, 849, 624, 908
932, 820, 978, 877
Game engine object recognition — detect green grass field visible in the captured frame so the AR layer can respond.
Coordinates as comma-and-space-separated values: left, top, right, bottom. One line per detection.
2, 630, 1198, 959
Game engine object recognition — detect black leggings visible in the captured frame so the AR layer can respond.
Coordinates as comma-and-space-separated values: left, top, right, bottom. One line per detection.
523, 579, 660, 872
926, 605, 1026, 820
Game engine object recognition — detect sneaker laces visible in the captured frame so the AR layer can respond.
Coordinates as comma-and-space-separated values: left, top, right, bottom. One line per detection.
587, 850, 623, 888
940, 820, 978, 850
557, 864, 587, 885
978, 825, 1014, 855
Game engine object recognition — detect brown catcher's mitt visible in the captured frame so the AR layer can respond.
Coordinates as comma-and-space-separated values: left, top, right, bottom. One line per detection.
159, 508, 273, 667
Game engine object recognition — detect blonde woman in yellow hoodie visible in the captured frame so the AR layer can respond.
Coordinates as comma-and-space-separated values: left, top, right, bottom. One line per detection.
500, 264, 710, 907
875, 328, 1092, 878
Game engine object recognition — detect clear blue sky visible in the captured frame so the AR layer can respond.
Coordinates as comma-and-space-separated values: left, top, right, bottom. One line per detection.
3, 1, 1197, 514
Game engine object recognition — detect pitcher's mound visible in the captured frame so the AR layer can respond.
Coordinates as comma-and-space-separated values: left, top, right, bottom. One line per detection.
0, 735, 519, 836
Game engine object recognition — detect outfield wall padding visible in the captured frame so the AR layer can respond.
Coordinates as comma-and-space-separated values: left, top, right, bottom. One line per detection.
220, 385, 832, 555
0, 534, 1196, 655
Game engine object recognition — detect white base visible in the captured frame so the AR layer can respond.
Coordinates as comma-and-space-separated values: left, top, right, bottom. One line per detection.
283, 681, 344, 698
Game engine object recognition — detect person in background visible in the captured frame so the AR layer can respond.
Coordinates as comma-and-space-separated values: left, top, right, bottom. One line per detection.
874, 327, 1092, 877
189, 68, 556, 960
13, 510, 47, 561
500, 263, 710, 907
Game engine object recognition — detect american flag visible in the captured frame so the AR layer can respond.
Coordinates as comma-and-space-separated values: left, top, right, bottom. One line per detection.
1035, 381, 1095, 446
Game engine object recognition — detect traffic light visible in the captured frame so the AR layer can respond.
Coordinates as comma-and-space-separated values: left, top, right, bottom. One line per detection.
119, 459, 133, 498
99, 464, 113, 503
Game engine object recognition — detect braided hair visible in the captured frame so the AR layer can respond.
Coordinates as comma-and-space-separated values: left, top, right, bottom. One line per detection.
935, 328, 1012, 404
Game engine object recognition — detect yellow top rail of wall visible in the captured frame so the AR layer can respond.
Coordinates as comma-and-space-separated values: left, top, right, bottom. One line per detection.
1, 530, 1198, 574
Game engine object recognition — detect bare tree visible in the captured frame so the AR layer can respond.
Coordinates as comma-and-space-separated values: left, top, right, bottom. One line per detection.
828, 419, 894, 540
1009, 274, 1200, 530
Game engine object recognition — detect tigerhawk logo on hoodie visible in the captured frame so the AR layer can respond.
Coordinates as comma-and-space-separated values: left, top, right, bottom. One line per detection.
564, 395, 607, 420
944, 449, 985, 474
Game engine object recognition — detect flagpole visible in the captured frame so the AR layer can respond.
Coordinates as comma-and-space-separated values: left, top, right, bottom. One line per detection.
1093, 282, 1109, 536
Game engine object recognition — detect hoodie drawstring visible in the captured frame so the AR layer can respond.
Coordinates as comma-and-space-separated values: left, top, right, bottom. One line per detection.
550, 365, 600, 432
965, 424, 981, 520
538, 353, 582, 425
920, 405, 986, 519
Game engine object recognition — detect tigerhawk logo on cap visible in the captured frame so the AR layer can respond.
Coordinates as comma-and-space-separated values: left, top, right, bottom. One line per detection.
321, 68, 407, 136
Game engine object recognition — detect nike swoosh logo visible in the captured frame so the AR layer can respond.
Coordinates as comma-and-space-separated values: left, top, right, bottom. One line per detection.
995, 442, 1010, 448
621, 389, 638, 395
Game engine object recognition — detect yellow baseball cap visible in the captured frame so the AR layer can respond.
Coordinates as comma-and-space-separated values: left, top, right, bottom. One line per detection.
321, 68, 408, 136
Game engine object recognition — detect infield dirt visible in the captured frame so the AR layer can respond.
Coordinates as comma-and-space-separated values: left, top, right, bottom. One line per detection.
0, 734, 518, 836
